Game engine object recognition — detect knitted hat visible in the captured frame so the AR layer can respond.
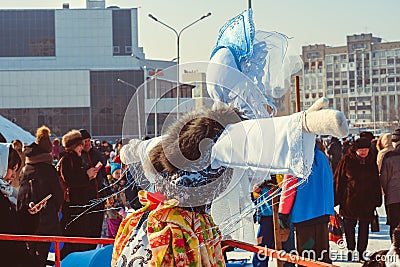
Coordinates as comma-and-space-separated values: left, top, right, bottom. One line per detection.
36, 126, 52, 153
355, 137, 371, 149
62, 130, 83, 149
79, 129, 91, 140
110, 162, 122, 175
360, 131, 374, 142
392, 129, 400, 142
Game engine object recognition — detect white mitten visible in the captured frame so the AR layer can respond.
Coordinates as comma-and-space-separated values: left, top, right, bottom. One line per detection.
302, 98, 349, 138
120, 139, 142, 165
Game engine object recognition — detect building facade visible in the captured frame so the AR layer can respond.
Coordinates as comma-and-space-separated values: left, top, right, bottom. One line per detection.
0, 1, 174, 138
300, 33, 400, 133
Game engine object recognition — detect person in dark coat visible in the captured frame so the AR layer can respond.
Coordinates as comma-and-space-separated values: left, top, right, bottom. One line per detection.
59, 130, 98, 259
17, 126, 63, 267
334, 137, 382, 261
327, 136, 342, 173
0, 143, 30, 267
79, 129, 108, 249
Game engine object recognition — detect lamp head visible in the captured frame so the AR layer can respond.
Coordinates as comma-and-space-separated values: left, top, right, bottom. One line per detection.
148, 14, 158, 22
200, 12, 212, 20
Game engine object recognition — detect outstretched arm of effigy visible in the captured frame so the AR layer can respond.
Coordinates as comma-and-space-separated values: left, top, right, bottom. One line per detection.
211, 98, 348, 178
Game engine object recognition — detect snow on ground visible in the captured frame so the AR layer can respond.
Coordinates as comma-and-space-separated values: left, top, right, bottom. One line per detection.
227, 203, 392, 266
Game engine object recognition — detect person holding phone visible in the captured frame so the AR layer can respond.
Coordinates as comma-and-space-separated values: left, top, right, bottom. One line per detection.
17, 126, 63, 267
78, 129, 108, 248
59, 130, 98, 259
0, 143, 31, 267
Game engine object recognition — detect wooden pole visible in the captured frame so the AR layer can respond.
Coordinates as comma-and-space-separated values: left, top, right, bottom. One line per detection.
295, 75, 301, 112
272, 76, 300, 267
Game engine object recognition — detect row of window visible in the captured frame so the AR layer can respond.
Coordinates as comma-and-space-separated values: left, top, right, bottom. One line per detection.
325, 49, 400, 63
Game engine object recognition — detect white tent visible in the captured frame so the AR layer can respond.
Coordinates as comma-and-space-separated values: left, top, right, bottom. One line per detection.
0, 115, 35, 144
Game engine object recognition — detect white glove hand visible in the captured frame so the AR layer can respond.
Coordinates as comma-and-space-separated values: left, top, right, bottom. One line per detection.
302, 98, 349, 138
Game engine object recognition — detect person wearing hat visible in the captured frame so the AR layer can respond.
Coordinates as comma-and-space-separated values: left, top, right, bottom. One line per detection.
17, 126, 63, 267
360, 131, 378, 161
334, 137, 382, 262
105, 162, 126, 238
78, 129, 108, 249
380, 129, 400, 240
59, 129, 98, 259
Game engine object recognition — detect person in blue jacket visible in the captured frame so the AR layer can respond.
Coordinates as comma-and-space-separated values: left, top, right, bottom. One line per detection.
278, 142, 334, 265
252, 176, 295, 267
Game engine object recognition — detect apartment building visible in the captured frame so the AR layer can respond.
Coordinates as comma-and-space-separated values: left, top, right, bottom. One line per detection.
300, 33, 400, 132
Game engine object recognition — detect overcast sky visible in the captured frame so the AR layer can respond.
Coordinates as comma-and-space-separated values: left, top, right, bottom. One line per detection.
1, 0, 399, 63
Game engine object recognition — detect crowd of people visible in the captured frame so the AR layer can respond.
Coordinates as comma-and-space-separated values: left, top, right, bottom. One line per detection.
251, 130, 400, 266
2, 125, 400, 266
0, 126, 142, 267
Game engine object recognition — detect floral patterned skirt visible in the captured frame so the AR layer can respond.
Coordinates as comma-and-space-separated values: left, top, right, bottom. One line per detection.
112, 191, 225, 267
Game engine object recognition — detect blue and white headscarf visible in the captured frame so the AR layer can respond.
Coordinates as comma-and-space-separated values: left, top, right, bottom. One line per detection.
207, 9, 302, 119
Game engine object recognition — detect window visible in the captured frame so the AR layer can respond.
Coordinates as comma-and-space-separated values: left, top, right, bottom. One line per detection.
325, 56, 333, 63
307, 52, 320, 59
125, 46, 132, 54
387, 50, 395, 57
0, 10, 55, 57
112, 10, 132, 56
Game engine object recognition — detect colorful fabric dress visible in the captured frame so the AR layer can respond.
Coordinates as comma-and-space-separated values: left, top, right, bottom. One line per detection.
112, 191, 225, 267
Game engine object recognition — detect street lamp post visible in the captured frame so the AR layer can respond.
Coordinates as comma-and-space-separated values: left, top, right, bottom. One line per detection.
148, 12, 211, 119
132, 56, 158, 136
117, 78, 142, 139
